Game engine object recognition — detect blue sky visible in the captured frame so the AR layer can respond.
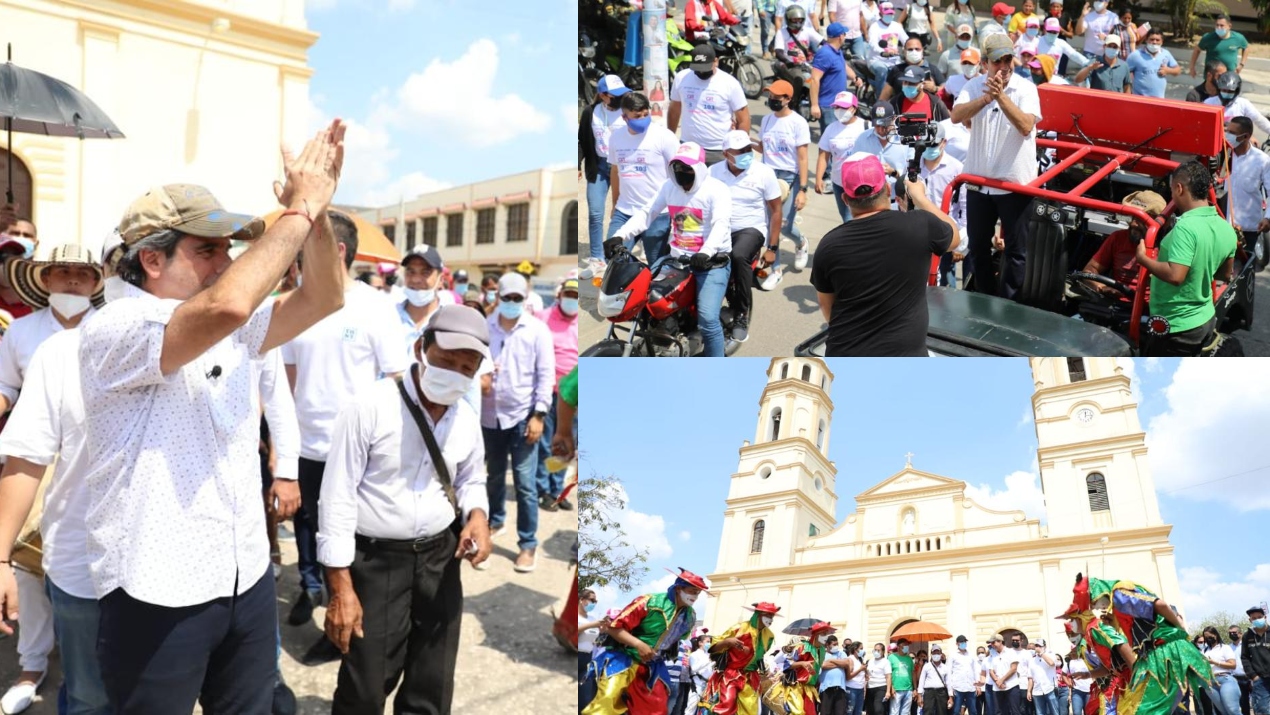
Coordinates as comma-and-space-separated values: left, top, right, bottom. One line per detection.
580, 358, 1270, 626
303, 0, 575, 206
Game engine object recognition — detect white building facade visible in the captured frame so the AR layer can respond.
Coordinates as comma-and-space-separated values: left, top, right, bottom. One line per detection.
707, 357, 1182, 649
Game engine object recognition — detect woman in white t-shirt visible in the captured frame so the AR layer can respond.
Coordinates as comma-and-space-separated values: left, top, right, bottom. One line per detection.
1064, 653, 1093, 715
866, 643, 894, 715
1203, 627, 1243, 715
845, 642, 869, 715
814, 91, 869, 221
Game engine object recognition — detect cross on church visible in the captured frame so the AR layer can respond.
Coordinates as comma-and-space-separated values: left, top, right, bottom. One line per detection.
905, 452, 914, 467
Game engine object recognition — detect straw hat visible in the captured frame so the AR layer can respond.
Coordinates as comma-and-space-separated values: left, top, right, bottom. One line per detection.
6, 243, 104, 310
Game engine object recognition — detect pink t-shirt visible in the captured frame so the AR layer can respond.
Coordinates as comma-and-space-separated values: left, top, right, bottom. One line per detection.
537, 305, 578, 392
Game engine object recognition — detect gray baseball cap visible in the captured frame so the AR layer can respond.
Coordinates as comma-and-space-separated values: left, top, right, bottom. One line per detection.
426, 305, 491, 359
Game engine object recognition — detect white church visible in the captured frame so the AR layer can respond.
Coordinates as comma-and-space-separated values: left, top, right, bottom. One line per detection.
705, 357, 1182, 648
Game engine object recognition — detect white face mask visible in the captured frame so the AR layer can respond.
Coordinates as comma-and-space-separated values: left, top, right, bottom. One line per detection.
961, 64, 978, 78
48, 292, 91, 319
932, 654, 943, 663
404, 287, 436, 307
418, 355, 475, 406
835, 107, 856, 123
906, 49, 924, 63
874, 649, 884, 659
103, 276, 129, 303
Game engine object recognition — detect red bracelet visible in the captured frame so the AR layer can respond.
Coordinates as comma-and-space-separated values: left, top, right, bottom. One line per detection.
280, 204, 315, 231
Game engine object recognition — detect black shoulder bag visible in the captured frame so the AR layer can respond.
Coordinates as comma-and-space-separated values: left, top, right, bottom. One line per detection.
396, 364, 461, 522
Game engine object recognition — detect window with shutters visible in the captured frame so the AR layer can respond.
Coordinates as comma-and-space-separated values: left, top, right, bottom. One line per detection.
506, 203, 529, 242
1067, 358, 1087, 382
809, 524, 819, 537
476, 208, 496, 244
405, 219, 417, 251
446, 213, 464, 247
780, 363, 789, 379
1087, 473, 1110, 512
382, 222, 396, 243
751, 520, 765, 553
422, 217, 438, 247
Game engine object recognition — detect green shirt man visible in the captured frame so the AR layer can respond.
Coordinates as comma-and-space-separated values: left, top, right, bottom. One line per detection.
1148, 205, 1237, 333
1194, 19, 1248, 75
890, 650, 915, 691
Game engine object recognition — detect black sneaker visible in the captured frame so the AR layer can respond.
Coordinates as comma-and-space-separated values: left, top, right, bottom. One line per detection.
273, 676, 297, 715
558, 496, 574, 511
732, 313, 749, 343
286, 589, 321, 627
302, 636, 343, 665
539, 494, 560, 512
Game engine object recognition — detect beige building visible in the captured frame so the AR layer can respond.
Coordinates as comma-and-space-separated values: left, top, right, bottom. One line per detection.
354, 166, 579, 282
0, 0, 315, 248
706, 357, 1181, 648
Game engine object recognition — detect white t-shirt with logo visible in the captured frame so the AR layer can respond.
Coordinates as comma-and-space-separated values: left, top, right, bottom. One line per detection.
867, 654, 893, 688
775, 26, 825, 63
954, 72, 1042, 193
818, 118, 870, 186
591, 105, 626, 162
709, 159, 783, 237
607, 123, 682, 216
868, 20, 910, 66
829, 0, 865, 37
760, 112, 812, 173
1081, 9, 1118, 56
671, 69, 749, 151
282, 282, 410, 461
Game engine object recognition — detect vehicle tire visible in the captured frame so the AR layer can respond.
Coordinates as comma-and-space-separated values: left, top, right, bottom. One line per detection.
1205, 333, 1245, 357
620, 64, 644, 92
580, 338, 629, 357
1257, 232, 1270, 272
737, 56, 764, 99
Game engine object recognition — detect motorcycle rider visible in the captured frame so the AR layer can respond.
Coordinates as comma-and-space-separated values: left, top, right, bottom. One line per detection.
866, 1, 910, 100
708, 130, 784, 343
772, 5, 823, 114
1203, 72, 1270, 140
608, 142, 734, 356
685, 0, 742, 43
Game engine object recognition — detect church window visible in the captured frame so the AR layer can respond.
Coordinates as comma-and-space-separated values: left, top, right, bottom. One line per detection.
758, 465, 773, 479
769, 408, 782, 441
914, 540, 920, 553
1087, 473, 1110, 512
821, 375, 827, 390
751, 520, 765, 553
813, 476, 823, 491
780, 363, 789, 379
816, 420, 826, 449
809, 523, 819, 537
905, 540, 911, 554
936, 538, 942, 551
801, 365, 812, 381
886, 543, 892, 555
1067, 358, 1087, 383
926, 538, 931, 551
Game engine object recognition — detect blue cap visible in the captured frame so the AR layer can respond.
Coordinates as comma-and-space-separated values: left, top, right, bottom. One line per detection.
597, 74, 631, 97
826, 22, 848, 38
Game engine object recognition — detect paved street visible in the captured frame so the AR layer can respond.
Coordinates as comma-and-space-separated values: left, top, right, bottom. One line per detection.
579, 10, 1270, 356
0, 472, 577, 714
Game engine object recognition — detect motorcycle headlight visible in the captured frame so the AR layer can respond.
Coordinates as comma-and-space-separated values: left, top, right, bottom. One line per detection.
597, 289, 633, 318
736, 35, 749, 45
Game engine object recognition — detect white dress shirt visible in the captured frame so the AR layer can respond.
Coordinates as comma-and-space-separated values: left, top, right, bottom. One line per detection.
955, 73, 1043, 194
317, 375, 487, 568
919, 660, 952, 691
949, 650, 986, 692
1205, 96, 1270, 137
1229, 146, 1270, 231
993, 648, 1024, 689
0, 329, 95, 599
78, 283, 274, 607
0, 306, 94, 405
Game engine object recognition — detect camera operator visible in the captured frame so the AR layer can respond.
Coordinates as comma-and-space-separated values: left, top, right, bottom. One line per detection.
853, 103, 915, 204
809, 152, 959, 356
950, 33, 1043, 300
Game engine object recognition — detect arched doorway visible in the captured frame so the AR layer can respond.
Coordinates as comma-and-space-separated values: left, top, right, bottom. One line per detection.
999, 627, 1027, 646
560, 200, 578, 255
0, 148, 33, 218
889, 618, 926, 656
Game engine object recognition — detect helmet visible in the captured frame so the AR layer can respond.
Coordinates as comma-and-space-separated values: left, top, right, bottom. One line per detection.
785, 5, 807, 23
454, 269, 469, 282
1216, 70, 1242, 99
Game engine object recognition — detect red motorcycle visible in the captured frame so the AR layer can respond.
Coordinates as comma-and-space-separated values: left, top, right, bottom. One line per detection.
583, 245, 745, 357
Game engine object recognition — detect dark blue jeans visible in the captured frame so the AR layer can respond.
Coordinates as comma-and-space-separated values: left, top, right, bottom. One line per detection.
484, 416, 541, 551
294, 457, 327, 594
97, 571, 277, 714
953, 690, 979, 715
47, 578, 110, 715
535, 392, 569, 499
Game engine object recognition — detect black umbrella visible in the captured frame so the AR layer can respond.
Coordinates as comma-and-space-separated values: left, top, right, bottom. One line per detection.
782, 618, 823, 637
0, 44, 125, 203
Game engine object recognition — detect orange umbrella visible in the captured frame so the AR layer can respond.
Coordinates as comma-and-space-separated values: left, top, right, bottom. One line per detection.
259, 209, 401, 264
890, 621, 953, 643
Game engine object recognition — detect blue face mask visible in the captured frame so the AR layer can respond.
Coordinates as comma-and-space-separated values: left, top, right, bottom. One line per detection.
1216, 27, 1230, 37
1254, 619, 1267, 629
627, 115, 652, 133
923, 145, 942, 160
957, 39, 971, 49
903, 85, 920, 99
902, 645, 911, 654
485, 289, 497, 302
560, 297, 579, 315
499, 300, 524, 319
1104, 48, 1119, 60
733, 152, 754, 170
454, 282, 468, 294
1027, 28, 1039, 37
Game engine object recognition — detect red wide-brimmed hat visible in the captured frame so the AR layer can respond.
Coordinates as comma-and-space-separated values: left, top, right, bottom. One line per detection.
665, 567, 711, 591
810, 621, 837, 635
744, 602, 783, 616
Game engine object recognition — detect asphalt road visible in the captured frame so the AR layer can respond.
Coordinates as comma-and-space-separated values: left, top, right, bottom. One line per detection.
579, 19, 1270, 356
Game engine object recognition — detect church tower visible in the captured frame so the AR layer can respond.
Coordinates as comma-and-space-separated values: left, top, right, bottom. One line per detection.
714, 358, 838, 574
1030, 358, 1163, 538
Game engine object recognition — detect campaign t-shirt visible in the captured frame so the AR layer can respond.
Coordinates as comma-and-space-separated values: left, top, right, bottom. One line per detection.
708, 159, 784, 236
1149, 205, 1237, 333
607, 123, 681, 215
670, 69, 749, 151
1125, 47, 1177, 97
760, 112, 812, 173
1090, 229, 1141, 290
828, 0, 864, 37
776, 26, 825, 64
868, 20, 910, 66
889, 653, 915, 690
1198, 30, 1249, 74
1081, 9, 1119, 55
818, 119, 870, 186
591, 105, 626, 161
810, 209, 953, 356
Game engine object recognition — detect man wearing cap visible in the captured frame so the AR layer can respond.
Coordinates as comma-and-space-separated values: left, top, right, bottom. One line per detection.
710, 129, 783, 341
810, 152, 958, 355
533, 277, 578, 510
281, 210, 411, 654
670, 44, 751, 165
451, 267, 470, 300
317, 304, 492, 714
580, 75, 630, 282
978, 3, 1013, 43
1135, 161, 1237, 356
881, 37, 946, 102
582, 569, 708, 715
936, 24, 975, 77
1074, 33, 1130, 92
600, 91, 680, 276
760, 79, 814, 275
853, 103, 914, 199
1240, 606, 1270, 715
888, 64, 951, 121
1035, 18, 1088, 75
701, 602, 782, 714
1076, 0, 1118, 59
1076, 191, 1162, 301
482, 271, 554, 571
816, 91, 870, 222
951, 32, 1042, 300
610, 142, 734, 356
918, 644, 952, 715
74, 121, 348, 711
810, 23, 866, 134
1026, 640, 1059, 715
943, 48, 982, 105
920, 123, 970, 287
867, 3, 910, 99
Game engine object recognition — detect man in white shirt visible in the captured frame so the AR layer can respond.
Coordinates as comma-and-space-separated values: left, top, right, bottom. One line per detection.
1026, 639, 1059, 715
319, 305, 492, 715
709, 130, 783, 342
920, 123, 970, 288
282, 211, 410, 651
950, 636, 986, 715
989, 634, 1023, 715
72, 122, 348, 712
670, 44, 752, 165
951, 32, 1043, 301
601, 91, 681, 272
1225, 116, 1270, 258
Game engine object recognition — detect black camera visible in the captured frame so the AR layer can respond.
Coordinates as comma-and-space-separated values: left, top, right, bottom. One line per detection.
892, 113, 939, 204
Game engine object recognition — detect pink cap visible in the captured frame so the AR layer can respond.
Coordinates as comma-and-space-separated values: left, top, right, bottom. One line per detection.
1044, 17, 1062, 31
880, 1, 895, 10
1027, 58, 1042, 68
840, 152, 888, 199
672, 142, 706, 166
830, 91, 858, 109
1025, 17, 1040, 27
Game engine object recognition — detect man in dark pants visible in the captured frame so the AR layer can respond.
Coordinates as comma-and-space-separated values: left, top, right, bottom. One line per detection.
989, 634, 1023, 715
320, 306, 493, 715
1241, 605, 1270, 715
77, 123, 349, 712
1230, 625, 1252, 715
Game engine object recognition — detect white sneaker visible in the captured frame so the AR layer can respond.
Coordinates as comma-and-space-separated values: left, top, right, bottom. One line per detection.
473, 558, 491, 571
759, 267, 783, 291
579, 257, 606, 280
794, 245, 809, 270
1, 676, 44, 715
491, 524, 509, 538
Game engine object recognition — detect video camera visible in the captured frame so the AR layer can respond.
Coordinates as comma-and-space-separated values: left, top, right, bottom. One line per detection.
892, 113, 939, 205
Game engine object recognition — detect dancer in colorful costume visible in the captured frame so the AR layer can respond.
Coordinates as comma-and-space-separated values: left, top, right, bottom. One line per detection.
698, 602, 781, 715
583, 568, 708, 715
768, 621, 842, 715
1060, 573, 1211, 715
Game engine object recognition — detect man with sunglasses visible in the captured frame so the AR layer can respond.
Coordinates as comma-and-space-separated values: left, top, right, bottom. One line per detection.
951, 32, 1043, 301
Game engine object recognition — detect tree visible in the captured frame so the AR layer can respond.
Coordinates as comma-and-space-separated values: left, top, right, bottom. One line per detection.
578, 470, 650, 592
1156, 0, 1227, 43
1188, 609, 1250, 642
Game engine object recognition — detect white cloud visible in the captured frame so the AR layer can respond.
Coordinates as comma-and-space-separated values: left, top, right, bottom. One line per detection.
1142, 357, 1162, 373
679, 530, 692, 542
1146, 360, 1270, 511
391, 39, 552, 147
562, 104, 578, 131
964, 469, 1047, 521
387, 0, 416, 10
1016, 405, 1033, 429
1177, 564, 1270, 623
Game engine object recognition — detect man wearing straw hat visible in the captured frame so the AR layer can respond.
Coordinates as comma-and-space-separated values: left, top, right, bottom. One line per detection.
701, 601, 784, 714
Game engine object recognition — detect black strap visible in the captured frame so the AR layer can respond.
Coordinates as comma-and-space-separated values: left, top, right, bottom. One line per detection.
396, 365, 462, 521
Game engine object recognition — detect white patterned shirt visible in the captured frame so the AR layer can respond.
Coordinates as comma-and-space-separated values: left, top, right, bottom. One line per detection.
78, 282, 274, 607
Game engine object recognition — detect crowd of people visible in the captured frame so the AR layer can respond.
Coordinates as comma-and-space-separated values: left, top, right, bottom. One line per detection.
0, 120, 579, 714
576, 567, 1270, 715
580, 0, 1260, 356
